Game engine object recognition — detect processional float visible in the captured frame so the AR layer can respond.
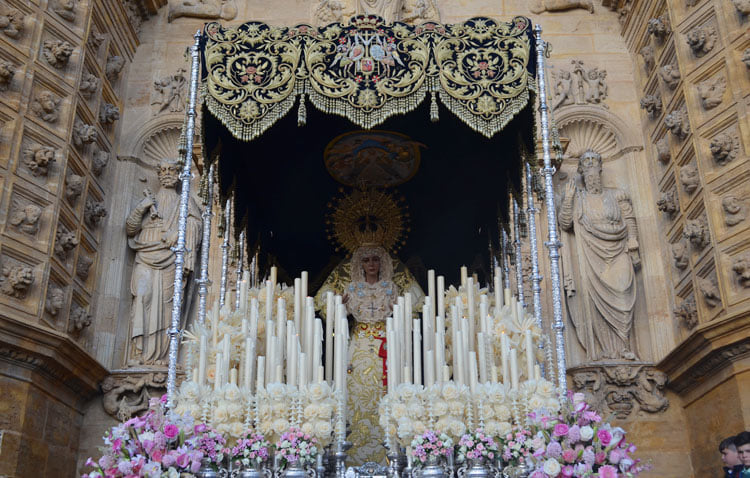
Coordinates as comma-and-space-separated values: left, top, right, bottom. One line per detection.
164, 14, 568, 478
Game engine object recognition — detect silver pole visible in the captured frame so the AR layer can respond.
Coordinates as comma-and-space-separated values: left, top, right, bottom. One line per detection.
534, 25, 567, 394
525, 162, 545, 378
219, 198, 231, 308
166, 30, 202, 409
513, 198, 525, 308
196, 163, 215, 326
235, 230, 245, 310
501, 228, 511, 290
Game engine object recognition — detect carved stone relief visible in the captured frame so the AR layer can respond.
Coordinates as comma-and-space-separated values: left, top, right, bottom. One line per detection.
551, 60, 608, 110
679, 164, 700, 194
42, 39, 74, 69
76, 254, 93, 281
571, 364, 669, 419
639, 94, 662, 117
674, 295, 698, 329
88, 31, 105, 52
65, 173, 84, 204
101, 372, 167, 420
657, 190, 679, 216
647, 15, 670, 40
664, 108, 689, 139
45, 284, 65, 316
99, 103, 120, 125
92, 146, 109, 176
0, 59, 16, 91
0, 4, 24, 39
671, 241, 689, 270
31, 91, 62, 124
69, 303, 91, 334
659, 63, 681, 89
168, 0, 238, 22
152, 69, 186, 114
52, 0, 77, 22
9, 203, 42, 235
732, 253, 750, 288
656, 137, 671, 163
698, 276, 721, 308
0, 264, 34, 299
683, 217, 709, 248
709, 132, 739, 166
732, 0, 750, 15
640, 45, 655, 72
313, 0, 345, 25
697, 76, 726, 110
72, 119, 97, 148
743, 48, 750, 69
105, 55, 125, 83
123, 0, 147, 34
686, 25, 717, 57
79, 73, 100, 100
722, 195, 745, 226
529, 0, 594, 14
84, 199, 107, 227
22, 144, 56, 177
54, 225, 78, 260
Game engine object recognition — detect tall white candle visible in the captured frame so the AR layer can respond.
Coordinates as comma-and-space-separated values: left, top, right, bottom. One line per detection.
268, 337, 277, 382
494, 267, 502, 312
229, 367, 238, 386
524, 330, 535, 381
467, 278, 475, 351
211, 301, 219, 347
294, 278, 302, 332
325, 292, 334, 383
256, 356, 265, 390
437, 275, 445, 319
450, 305, 459, 383
510, 348, 519, 390
422, 303, 432, 380
222, 334, 231, 378
265, 280, 273, 321
460, 266, 468, 288
318, 365, 325, 383
277, 298, 286, 362
428, 269, 436, 317
299, 352, 308, 390
424, 349, 434, 388
313, 319, 322, 378
215, 351, 223, 391
504, 288, 512, 308
443, 365, 451, 382
265, 319, 273, 378
404, 293, 412, 378
305, 298, 315, 377
469, 353, 478, 393
198, 334, 207, 386
250, 298, 259, 338
413, 319, 422, 386
270, 266, 277, 294
455, 331, 465, 385
477, 332, 487, 383
287, 323, 296, 385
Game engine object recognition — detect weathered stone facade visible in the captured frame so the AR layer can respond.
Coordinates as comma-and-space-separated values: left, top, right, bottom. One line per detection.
0, 1, 747, 477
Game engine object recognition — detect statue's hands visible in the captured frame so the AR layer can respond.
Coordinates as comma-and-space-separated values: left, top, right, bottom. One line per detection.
137, 194, 155, 211
563, 178, 576, 201
162, 230, 178, 246
627, 238, 641, 269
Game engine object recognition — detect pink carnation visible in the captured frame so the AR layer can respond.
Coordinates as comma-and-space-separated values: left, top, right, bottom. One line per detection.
598, 465, 619, 478
562, 448, 577, 463
553, 424, 569, 437
164, 424, 179, 439
597, 429, 612, 446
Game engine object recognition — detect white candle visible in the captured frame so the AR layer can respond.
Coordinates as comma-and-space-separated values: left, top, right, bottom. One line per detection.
460, 266, 468, 288
270, 266, 278, 295
455, 331, 465, 385
244, 337, 254, 391
422, 303, 432, 380
504, 288, 512, 308
510, 348, 519, 390
404, 293, 412, 379
501, 332, 509, 385
265, 319, 273, 378
275, 364, 283, 383
305, 298, 315, 377
435, 325, 445, 382
450, 305, 459, 383
318, 365, 325, 383
524, 330, 535, 381
313, 318, 322, 378
334, 316, 343, 392
256, 356, 265, 390
294, 278, 302, 332
300, 271, 308, 310
250, 298, 259, 338
222, 333, 231, 377
494, 267, 502, 313
299, 352, 308, 390
469, 353, 478, 393
443, 365, 451, 382
437, 275, 445, 319
241, 318, 248, 338
265, 280, 273, 321
479, 296, 488, 334
387, 328, 396, 394
428, 269, 436, 317
287, 323, 296, 385
491, 365, 499, 383
198, 334, 207, 386
413, 318, 422, 386
325, 292, 334, 383
477, 332, 487, 383
424, 349, 434, 388
403, 366, 411, 384
467, 278, 475, 351
534, 364, 541, 381
277, 298, 286, 362
229, 367, 238, 385
211, 301, 219, 347
215, 351, 223, 390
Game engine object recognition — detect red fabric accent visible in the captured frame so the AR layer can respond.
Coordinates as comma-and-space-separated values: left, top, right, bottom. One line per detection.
376, 336, 388, 387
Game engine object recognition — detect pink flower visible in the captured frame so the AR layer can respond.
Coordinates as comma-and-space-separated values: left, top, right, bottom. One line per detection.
598, 465, 619, 478
164, 424, 179, 439
595, 451, 607, 464
529, 471, 546, 478
597, 429, 612, 447
553, 424, 569, 437
151, 449, 163, 463
561, 448, 576, 463
609, 448, 625, 464
561, 465, 574, 477
194, 423, 207, 434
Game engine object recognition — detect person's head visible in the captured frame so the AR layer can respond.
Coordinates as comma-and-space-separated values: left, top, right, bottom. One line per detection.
361, 252, 381, 281
720, 436, 740, 467
734, 431, 750, 467
158, 162, 180, 189
351, 245, 393, 285
577, 150, 603, 194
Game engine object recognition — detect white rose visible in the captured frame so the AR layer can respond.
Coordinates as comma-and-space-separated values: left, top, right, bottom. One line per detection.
488, 383, 507, 403
442, 382, 459, 400
272, 401, 288, 416
449, 400, 465, 416
447, 419, 466, 438
272, 418, 290, 434
527, 395, 545, 411
301, 422, 314, 436
229, 421, 245, 438
432, 399, 449, 417
259, 420, 273, 435
317, 403, 333, 419
413, 420, 426, 435
227, 402, 244, 419
493, 404, 511, 421
407, 401, 423, 418
535, 379, 555, 397
435, 418, 451, 433
397, 383, 418, 401
180, 381, 200, 402
392, 403, 408, 420
521, 380, 537, 395
213, 404, 230, 423
543, 458, 561, 476
267, 383, 287, 401
173, 403, 190, 417
314, 420, 333, 438
546, 398, 561, 413
308, 382, 331, 402
224, 383, 241, 401
484, 420, 502, 437
304, 404, 319, 420
497, 422, 512, 436
397, 418, 414, 440
580, 425, 594, 441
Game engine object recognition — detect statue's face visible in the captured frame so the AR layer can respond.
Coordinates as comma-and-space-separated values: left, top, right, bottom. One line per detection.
579, 152, 602, 192
158, 164, 180, 188
361, 253, 381, 278
722, 196, 741, 214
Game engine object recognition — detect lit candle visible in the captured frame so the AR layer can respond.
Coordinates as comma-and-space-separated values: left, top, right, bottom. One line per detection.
325, 292, 334, 383
510, 348, 519, 390
524, 330, 535, 381
413, 318, 422, 386
256, 356, 265, 390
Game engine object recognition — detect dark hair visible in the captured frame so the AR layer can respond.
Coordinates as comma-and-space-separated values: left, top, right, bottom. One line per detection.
734, 431, 750, 448
720, 436, 737, 452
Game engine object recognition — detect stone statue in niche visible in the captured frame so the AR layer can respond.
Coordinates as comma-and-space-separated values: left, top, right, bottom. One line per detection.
671, 241, 689, 270
686, 25, 716, 57
52, 0, 77, 22
552, 70, 574, 109
710, 132, 738, 166
698, 277, 721, 308
551, 60, 608, 109
77, 254, 93, 281
732, 253, 750, 288
99, 103, 120, 125
105, 55, 125, 83
559, 150, 640, 362
125, 161, 201, 366
72, 119, 97, 148
0, 265, 34, 299
9, 203, 42, 235
640, 45, 655, 72
639, 94, 662, 117
43, 39, 74, 69
69, 304, 91, 334
683, 217, 709, 249
647, 15, 670, 40
664, 108, 690, 139
152, 69, 186, 114
167, 0, 237, 22
54, 226, 79, 261
45, 285, 65, 316
84, 199, 108, 227
0, 4, 24, 39
313, 0, 344, 25
743, 48, 750, 69
656, 137, 671, 163
31, 91, 62, 124
732, 0, 750, 15
657, 190, 679, 216
674, 295, 697, 329
0, 60, 16, 91
88, 31, 105, 52
583, 68, 608, 104
528, 0, 594, 14
79, 73, 100, 99
92, 146, 109, 176
22, 144, 56, 176
697, 76, 726, 110
679, 165, 700, 194
65, 173, 84, 204
659, 63, 681, 90
722, 196, 745, 227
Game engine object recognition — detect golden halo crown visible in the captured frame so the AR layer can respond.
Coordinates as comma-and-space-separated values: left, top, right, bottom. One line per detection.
326, 187, 409, 255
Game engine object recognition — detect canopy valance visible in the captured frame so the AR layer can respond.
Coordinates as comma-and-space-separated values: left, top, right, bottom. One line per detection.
201, 15, 537, 141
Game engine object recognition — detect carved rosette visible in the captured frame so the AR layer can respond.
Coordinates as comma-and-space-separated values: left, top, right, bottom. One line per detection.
570, 363, 669, 419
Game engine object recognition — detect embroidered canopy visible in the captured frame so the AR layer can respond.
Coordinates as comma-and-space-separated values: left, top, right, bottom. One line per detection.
200, 15, 537, 141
